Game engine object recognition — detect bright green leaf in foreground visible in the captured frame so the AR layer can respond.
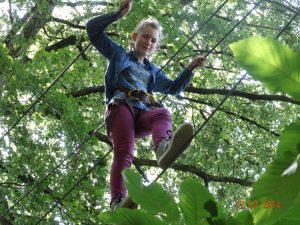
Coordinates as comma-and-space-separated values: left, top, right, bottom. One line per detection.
234, 210, 254, 225
272, 193, 300, 225
250, 151, 300, 225
124, 169, 180, 224
179, 179, 218, 225
277, 118, 300, 158
100, 208, 168, 225
230, 37, 300, 100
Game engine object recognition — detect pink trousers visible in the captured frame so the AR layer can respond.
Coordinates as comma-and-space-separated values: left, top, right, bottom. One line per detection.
107, 103, 172, 203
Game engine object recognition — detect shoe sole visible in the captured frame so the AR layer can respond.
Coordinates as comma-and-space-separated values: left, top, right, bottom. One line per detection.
157, 123, 193, 169
119, 196, 138, 209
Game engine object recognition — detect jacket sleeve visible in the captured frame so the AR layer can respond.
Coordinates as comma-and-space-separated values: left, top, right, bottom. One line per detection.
153, 67, 194, 96
86, 11, 125, 60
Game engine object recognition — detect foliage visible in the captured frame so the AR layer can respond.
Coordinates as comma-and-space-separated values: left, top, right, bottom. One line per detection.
101, 37, 300, 225
230, 37, 300, 101
1, 0, 300, 224
100, 170, 228, 225
231, 37, 300, 225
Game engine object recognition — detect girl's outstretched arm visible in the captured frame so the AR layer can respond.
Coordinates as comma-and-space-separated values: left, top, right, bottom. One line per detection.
186, 56, 206, 72
118, 0, 133, 18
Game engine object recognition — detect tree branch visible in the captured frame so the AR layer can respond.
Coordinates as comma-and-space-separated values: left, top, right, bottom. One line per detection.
61, 1, 114, 7
266, 0, 299, 14
215, 14, 293, 36
0, 187, 14, 225
133, 157, 254, 186
92, 131, 253, 186
0, 182, 29, 187
45, 35, 78, 51
180, 96, 280, 136
8, 0, 13, 24
193, 49, 233, 57
45, 32, 118, 52
51, 17, 86, 30
69, 86, 105, 98
204, 65, 235, 73
69, 85, 300, 105
185, 86, 300, 105
5, 0, 56, 58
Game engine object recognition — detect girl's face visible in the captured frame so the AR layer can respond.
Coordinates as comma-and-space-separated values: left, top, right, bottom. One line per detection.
132, 25, 160, 60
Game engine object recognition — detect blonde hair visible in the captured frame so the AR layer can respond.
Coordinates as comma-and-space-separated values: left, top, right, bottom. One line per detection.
134, 17, 163, 40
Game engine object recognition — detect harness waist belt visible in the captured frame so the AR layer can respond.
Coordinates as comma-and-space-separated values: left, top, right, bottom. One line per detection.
119, 88, 156, 106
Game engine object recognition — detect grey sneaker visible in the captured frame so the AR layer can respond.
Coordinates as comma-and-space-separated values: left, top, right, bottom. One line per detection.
155, 123, 193, 169
110, 196, 138, 212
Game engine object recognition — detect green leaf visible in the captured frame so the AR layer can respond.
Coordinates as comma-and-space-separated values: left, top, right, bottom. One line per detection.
179, 179, 218, 225
218, 211, 253, 225
250, 151, 300, 225
277, 118, 300, 158
233, 210, 254, 225
230, 37, 300, 100
124, 169, 180, 224
272, 193, 300, 225
100, 208, 168, 225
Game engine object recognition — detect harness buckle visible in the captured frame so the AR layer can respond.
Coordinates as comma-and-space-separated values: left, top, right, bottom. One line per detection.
127, 89, 156, 106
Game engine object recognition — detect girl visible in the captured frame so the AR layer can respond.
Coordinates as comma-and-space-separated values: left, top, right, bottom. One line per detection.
86, 0, 206, 211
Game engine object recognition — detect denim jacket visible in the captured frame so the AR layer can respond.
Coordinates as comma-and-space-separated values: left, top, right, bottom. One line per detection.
86, 11, 194, 105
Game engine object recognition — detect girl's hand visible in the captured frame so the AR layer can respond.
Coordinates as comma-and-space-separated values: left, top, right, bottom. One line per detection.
187, 56, 206, 72
118, 0, 133, 18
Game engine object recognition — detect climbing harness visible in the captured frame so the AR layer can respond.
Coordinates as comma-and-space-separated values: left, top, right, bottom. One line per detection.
35, 5, 300, 224
2, 0, 299, 223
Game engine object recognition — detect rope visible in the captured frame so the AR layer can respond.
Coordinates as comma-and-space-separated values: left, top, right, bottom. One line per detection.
0, 43, 92, 142
1, 122, 105, 217
154, 1, 300, 183
0, 0, 227, 143
16, 1, 231, 221
36, 4, 300, 222
275, 6, 300, 39
35, 148, 113, 225
0, 0, 227, 142
161, 0, 264, 102
35, 0, 264, 220
1, 0, 229, 216
5, 0, 299, 221
157, 0, 229, 74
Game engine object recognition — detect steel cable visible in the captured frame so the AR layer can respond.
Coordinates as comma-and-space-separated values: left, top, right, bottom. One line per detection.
1, 0, 229, 216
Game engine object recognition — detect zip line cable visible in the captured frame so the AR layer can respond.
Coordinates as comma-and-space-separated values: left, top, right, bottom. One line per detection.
1, 3, 229, 213
5, 0, 299, 222
0, 0, 228, 143
160, 0, 265, 102
35, 3, 299, 223
154, 2, 300, 183
5, 0, 263, 220
192, 3, 300, 140
7, 0, 230, 220
34, 0, 270, 221
1, 122, 105, 217
35, 148, 113, 225
1, 0, 228, 216
0, 43, 92, 142
274, 9, 300, 39
155, 0, 228, 74
154, 0, 265, 182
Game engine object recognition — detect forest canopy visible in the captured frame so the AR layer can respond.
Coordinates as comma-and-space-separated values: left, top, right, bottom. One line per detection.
0, 0, 299, 224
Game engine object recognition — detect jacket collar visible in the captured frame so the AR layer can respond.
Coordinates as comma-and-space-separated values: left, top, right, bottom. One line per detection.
128, 51, 151, 68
